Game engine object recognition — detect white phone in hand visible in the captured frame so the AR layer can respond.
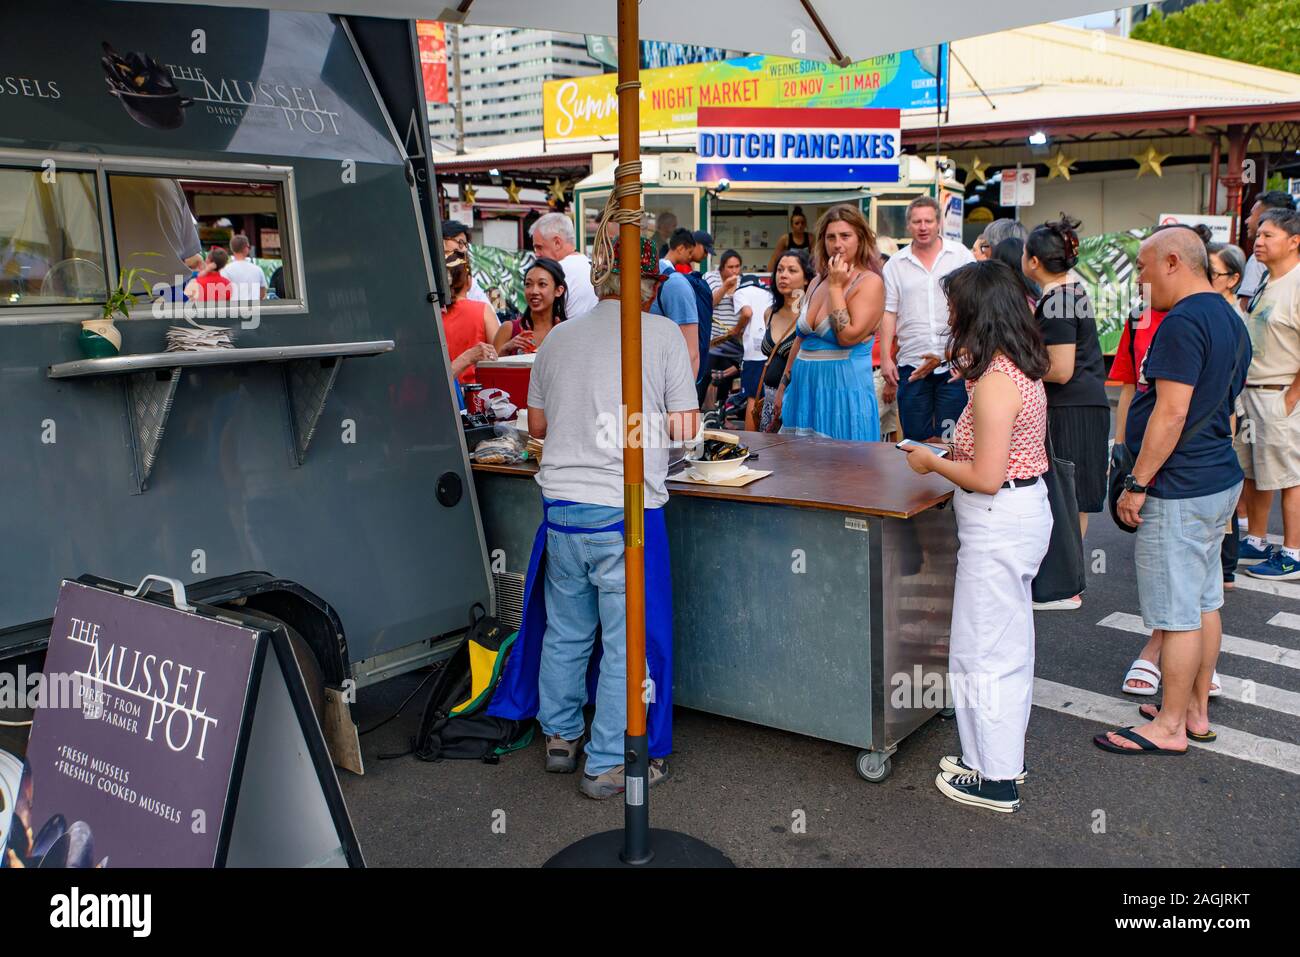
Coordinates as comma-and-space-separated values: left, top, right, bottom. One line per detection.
895, 439, 950, 458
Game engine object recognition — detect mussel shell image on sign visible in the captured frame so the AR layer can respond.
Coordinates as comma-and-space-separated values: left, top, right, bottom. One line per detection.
102, 41, 191, 129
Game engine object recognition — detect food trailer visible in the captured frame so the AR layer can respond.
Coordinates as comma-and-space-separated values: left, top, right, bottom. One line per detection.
0, 1, 491, 731
573, 152, 957, 271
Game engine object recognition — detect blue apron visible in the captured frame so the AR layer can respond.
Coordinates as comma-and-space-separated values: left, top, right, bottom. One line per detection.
486, 498, 674, 758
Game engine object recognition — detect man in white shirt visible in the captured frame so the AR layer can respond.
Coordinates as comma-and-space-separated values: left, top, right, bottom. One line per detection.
220, 234, 268, 302
879, 196, 975, 441
528, 211, 597, 319
1238, 191, 1297, 308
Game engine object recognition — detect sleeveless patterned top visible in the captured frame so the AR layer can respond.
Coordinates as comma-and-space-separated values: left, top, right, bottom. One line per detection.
951, 353, 1048, 480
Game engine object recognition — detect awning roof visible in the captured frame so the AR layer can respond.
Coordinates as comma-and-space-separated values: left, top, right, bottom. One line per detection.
120, 0, 1121, 66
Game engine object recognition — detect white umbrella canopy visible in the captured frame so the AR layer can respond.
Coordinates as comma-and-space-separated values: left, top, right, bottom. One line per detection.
127, 0, 1121, 64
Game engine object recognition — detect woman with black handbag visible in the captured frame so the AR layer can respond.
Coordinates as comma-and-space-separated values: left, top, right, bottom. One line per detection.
902, 260, 1052, 813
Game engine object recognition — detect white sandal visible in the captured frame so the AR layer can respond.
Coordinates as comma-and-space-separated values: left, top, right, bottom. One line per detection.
1122, 659, 1160, 696
1209, 670, 1223, 699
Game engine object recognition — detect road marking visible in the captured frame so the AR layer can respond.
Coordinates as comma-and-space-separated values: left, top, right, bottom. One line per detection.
1269, 612, 1300, 632
1099, 612, 1300, 670
1033, 678, 1300, 776
1234, 575, 1300, 600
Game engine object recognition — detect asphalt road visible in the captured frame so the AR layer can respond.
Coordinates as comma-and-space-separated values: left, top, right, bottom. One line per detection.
339, 501, 1299, 868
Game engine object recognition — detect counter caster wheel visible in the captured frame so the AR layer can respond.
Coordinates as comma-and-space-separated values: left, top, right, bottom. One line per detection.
939, 707, 956, 719
855, 750, 892, 783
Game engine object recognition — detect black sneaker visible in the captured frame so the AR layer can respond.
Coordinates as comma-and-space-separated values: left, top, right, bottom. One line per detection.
939, 755, 1027, 784
935, 771, 1020, 813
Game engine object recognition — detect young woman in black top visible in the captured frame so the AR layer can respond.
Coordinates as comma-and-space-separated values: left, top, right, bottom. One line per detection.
767, 207, 812, 272
1022, 214, 1110, 609
750, 249, 813, 432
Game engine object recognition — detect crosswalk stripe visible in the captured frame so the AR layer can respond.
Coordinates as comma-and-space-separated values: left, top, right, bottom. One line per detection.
1214, 674, 1300, 719
1033, 678, 1300, 776
1098, 611, 1300, 670
1269, 611, 1300, 632
1233, 575, 1300, 600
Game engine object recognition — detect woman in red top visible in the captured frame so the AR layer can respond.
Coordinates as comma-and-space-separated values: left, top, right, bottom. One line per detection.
441, 252, 500, 385
903, 259, 1052, 814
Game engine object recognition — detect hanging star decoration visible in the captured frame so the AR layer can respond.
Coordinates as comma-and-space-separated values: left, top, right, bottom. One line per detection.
505, 179, 522, 204
462, 183, 477, 206
966, 155, 989, 184
1046, 149, 1077, 181
1132, 145, 1169, 178
547, 178, 568, 206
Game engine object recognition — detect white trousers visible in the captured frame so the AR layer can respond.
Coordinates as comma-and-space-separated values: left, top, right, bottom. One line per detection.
949, 481, 1052, 780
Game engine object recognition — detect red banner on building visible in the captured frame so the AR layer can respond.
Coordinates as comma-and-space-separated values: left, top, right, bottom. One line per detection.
417, 21, 448, 105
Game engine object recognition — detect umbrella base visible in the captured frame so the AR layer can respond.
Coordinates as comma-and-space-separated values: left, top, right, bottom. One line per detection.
544, 829, 734, 868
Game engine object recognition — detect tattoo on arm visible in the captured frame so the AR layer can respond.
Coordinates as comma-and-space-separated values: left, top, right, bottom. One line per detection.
830, 307, 850, 332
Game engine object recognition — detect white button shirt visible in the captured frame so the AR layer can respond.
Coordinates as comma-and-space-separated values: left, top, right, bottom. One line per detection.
882, 237, 975, 370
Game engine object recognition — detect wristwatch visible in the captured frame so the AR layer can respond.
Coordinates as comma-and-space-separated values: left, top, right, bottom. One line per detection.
1123, 474, 1149, 494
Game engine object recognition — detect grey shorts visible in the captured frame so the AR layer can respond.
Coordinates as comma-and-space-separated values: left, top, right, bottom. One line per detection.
1134, 482, 1242, 632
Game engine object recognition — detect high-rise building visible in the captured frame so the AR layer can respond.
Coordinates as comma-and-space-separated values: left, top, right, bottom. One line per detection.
428, 27, 603, 150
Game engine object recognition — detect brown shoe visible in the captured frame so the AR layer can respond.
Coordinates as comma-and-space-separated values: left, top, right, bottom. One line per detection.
544, 734, 582, 774
579, 758, 669, 800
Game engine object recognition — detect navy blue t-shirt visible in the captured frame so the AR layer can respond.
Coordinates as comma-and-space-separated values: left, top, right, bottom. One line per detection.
1124, 292, 1250, 499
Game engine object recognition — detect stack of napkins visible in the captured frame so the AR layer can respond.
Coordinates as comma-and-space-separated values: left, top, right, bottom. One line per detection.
165, 324, 235, 351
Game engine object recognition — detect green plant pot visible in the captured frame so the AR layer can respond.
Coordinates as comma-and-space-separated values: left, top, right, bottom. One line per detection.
78, 327, 121, 359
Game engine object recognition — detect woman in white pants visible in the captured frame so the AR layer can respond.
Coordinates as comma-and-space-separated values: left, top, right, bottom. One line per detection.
903, 259, 1053, 813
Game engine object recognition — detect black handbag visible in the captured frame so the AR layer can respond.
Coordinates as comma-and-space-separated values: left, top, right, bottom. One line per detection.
1109, 319, 1248, 533
1032, 429, 1086, 604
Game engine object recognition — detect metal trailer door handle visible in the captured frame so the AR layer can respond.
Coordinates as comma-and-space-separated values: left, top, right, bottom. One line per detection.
126, 574, 196, 612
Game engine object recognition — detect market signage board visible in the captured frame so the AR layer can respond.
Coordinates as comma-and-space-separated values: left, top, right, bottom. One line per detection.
1000, 168, 1036, 207
696, 107, 901, 186
1158, 213, 1234, 242
4, 577, 363, 868
544, 47, 947, 140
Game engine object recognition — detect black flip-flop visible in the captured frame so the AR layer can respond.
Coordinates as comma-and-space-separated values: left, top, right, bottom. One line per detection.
1137, 705, 1217, 742
1093, 726, 1188, 756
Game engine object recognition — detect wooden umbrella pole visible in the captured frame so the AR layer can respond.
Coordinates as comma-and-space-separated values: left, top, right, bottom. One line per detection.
616, 0, 651, 864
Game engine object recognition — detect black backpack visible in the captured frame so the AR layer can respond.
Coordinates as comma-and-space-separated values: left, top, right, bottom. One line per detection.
412, 606, 534, 763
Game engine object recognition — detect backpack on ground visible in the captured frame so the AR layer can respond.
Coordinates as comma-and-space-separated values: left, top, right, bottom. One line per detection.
412, 605, 533, 762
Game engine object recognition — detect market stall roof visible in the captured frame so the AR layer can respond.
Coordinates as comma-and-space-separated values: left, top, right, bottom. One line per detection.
926, 23, 1300, 148
571, 153, 951, 194
127, 0, 1120, 66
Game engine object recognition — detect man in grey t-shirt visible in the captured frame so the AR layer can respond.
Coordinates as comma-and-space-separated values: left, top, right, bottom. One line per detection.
521, 235, 698, 799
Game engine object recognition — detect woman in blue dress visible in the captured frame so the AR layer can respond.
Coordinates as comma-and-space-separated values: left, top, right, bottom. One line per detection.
776, 204, 885, 441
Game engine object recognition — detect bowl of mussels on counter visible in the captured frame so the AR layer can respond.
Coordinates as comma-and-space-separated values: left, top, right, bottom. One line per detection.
683, 430, 751, 482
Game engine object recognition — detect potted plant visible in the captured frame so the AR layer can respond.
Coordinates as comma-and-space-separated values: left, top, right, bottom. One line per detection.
80, 259, 162, 359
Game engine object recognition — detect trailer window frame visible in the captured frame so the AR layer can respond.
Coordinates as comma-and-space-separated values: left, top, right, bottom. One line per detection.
0, 148, 309, 324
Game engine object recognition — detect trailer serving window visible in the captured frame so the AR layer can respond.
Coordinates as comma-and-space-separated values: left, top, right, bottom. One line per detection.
0, 167, 108, 307
107, 173, 298, 302
0, 150, 304, 320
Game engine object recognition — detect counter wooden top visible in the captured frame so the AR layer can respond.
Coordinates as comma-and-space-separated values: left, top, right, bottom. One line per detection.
470, 430, 954, 520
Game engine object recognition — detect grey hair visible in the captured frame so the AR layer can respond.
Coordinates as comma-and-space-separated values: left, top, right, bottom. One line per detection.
981, 218, 1028, 247
1206, 242, 1247, 292
1260, 207, 1300, 238
530, 211, 576, 247
595, 270, 659, 303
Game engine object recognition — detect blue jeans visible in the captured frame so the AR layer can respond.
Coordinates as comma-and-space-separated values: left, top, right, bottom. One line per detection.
1135, 483, 1242, 632
897, 365, 969, 441
537, 500, 627, 775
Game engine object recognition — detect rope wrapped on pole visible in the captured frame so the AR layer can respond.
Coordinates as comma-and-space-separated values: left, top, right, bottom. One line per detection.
590, 157, 644, 287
